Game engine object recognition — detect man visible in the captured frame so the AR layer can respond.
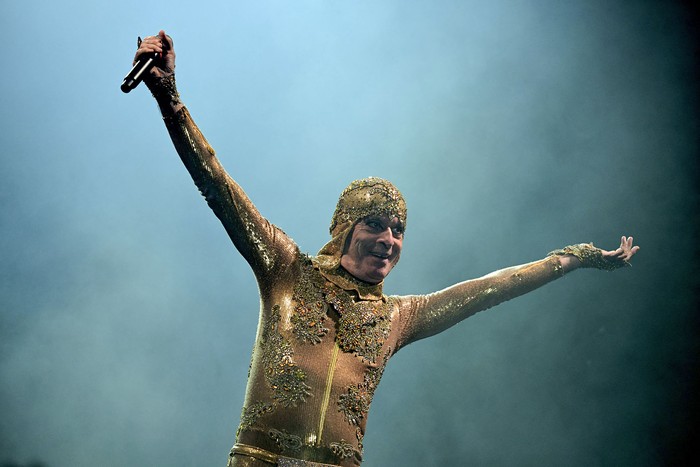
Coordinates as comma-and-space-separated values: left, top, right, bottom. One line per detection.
130, 31, 639, 467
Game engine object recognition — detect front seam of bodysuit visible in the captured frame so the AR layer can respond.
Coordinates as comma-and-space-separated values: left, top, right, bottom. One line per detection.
317, 342, 340, 444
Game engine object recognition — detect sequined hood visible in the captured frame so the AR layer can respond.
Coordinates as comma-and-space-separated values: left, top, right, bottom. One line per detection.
315, 177, 407, 292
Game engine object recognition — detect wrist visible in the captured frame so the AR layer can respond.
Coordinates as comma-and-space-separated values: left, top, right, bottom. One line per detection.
557, 254, 582, 273
547, 243, 628, 271
146, 74, 182, 113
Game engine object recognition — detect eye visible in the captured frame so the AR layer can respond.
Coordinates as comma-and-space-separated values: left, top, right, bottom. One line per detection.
391, 226, 404, 238
365, 220, 382, 230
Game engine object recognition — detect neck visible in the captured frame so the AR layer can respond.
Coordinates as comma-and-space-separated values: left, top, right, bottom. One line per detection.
337, 265, 381, 286
313, 259, 385, 301
339, 255, 383, 285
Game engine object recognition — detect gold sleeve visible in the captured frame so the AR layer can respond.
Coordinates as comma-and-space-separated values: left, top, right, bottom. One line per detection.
395, 256, 565, 348
161, 107, 297, 278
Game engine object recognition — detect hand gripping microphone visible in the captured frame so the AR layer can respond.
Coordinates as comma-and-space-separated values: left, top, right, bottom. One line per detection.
121, 53, 158, 93
121, 37, 160, 93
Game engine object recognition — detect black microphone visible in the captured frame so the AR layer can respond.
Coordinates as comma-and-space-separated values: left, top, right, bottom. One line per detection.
121, 52, 159, 93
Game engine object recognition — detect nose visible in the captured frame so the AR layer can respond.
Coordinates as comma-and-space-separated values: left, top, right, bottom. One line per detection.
376, 227, 394, 249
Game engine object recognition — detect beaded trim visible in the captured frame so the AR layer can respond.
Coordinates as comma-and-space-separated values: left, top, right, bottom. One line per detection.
337, 350, 390, 429
291, 255, 392, 362
268, 428, 303, 453
329, 440, 355, 459
148, 73, 181, 107
325, 288, 392, 363
291, 256, 330, 344
261, 305, 312, 407
237, 402, 275, 437
548, 243, 629, 271
329, 177, 407, 235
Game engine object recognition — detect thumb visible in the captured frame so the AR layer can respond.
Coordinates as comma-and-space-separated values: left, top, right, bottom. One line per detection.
159, 30, 174, 50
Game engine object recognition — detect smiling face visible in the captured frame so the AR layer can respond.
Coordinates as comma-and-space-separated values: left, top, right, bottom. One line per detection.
340, 215, 404, 284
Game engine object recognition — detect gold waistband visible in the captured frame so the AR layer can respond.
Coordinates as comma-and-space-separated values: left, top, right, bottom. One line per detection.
231, 444, 342, 467
232, 443, 278, 464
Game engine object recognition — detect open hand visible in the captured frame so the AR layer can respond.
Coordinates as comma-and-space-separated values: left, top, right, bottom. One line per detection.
601, 236, 640, 263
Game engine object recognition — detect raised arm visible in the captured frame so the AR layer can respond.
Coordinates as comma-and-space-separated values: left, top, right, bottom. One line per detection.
133, 31, 297, 277
395, 237, 639, 348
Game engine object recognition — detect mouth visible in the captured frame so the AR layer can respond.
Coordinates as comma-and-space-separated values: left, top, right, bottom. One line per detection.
370, 252, 390, 260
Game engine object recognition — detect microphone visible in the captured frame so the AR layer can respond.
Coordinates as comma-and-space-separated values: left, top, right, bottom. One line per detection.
121, 51, 159, 93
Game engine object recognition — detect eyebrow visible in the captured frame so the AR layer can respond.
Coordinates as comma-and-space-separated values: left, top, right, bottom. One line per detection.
366, 217, 404, 231
362, 215, 403, 226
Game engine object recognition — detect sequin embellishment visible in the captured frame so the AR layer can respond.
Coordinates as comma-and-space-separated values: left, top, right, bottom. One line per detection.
268, 428, 303, 453
261, 305, 312, 407
338, 350, 390, 427
329, 440, 356, 459
330, 177, 407, 235
324, 288, 392, 363
291, 255, 329, 344
548, 242, 629, 271
237, 402, 275, 436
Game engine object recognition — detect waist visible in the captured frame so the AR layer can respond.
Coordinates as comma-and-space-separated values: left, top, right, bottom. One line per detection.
235, 428, 361, 467
232, 443, 343, 467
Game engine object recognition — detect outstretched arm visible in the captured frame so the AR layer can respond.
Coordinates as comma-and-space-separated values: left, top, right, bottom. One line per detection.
395, 237, 640, 348
131, 31, 298, 277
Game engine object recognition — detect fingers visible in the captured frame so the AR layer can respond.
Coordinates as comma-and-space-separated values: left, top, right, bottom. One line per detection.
599, 235, 640, 265
601, 247, 623, 258
159, 30, 174, 50
618, 236, 636, 251
129, 30, 176, 79
134, 35, 162, 63
139, 34, 164, 53
134, 31, 176, 70
137, 42, 162, 56
618, 236, 639, 261
134, 40, 161, 65
625, 245, 640, 261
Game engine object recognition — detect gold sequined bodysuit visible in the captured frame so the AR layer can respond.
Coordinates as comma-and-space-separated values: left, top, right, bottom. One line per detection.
162, 107, 566, 467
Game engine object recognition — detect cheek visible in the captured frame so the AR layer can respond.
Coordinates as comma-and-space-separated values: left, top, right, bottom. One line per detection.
354, 238, 372, 256
350, 242, 363, 259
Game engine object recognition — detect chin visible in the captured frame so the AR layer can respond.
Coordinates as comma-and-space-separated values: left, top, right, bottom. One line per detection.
373, 268, 393, 282
361, 270, 387, 284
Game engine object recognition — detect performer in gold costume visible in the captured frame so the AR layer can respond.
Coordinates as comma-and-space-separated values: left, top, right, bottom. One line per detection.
131, 31, 639, 467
